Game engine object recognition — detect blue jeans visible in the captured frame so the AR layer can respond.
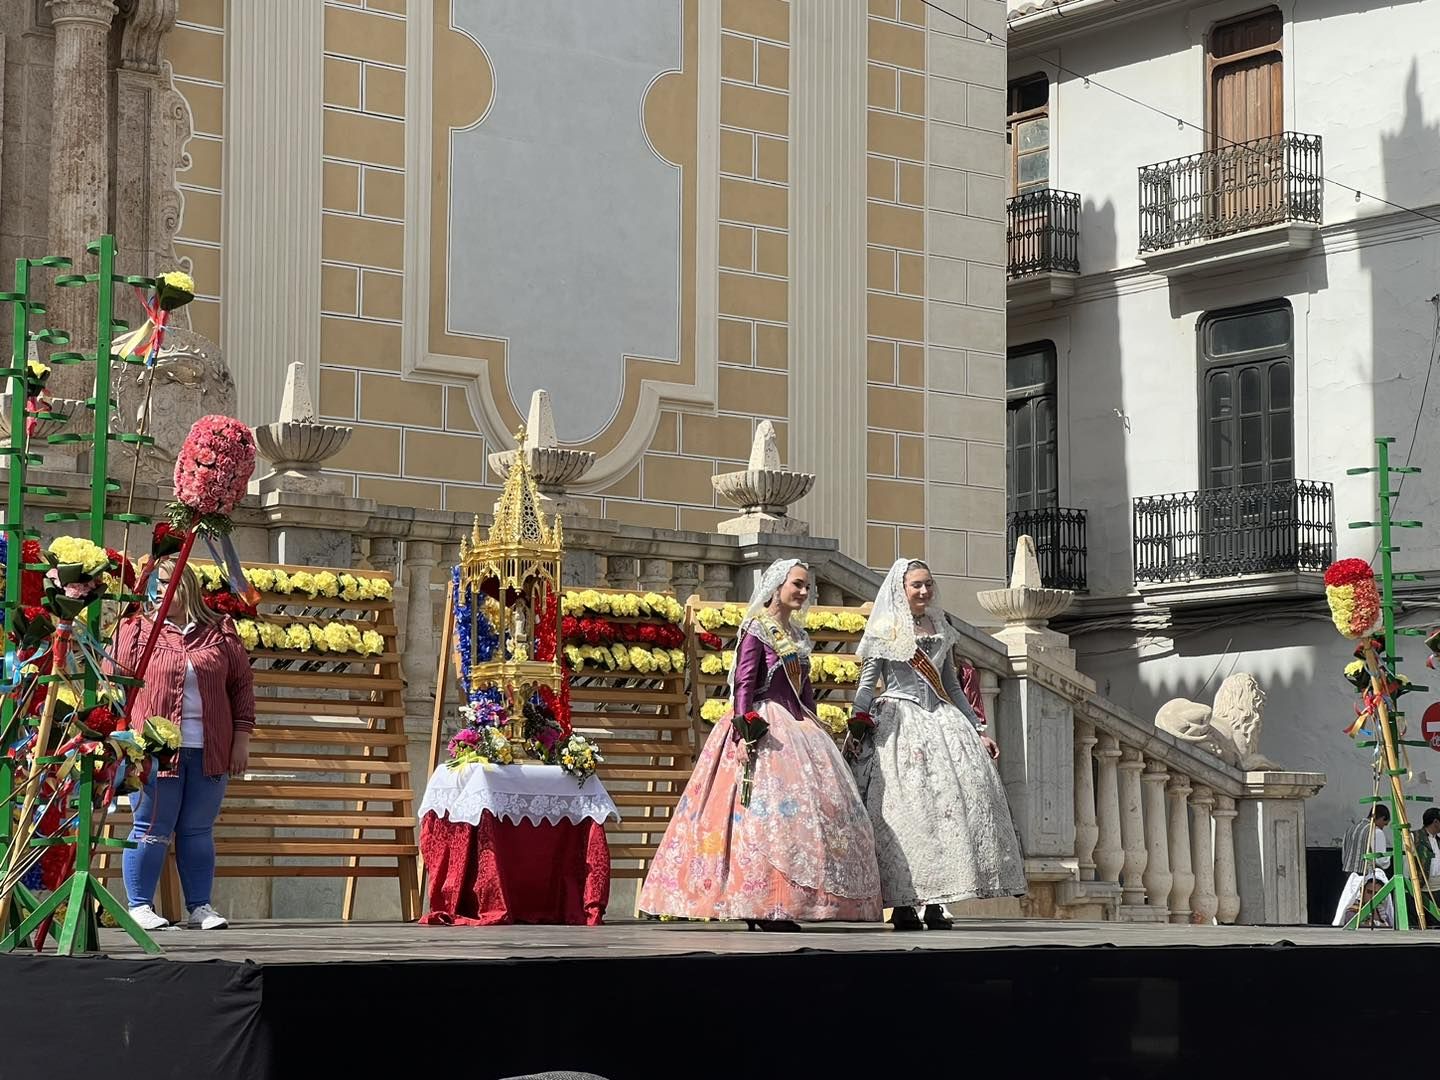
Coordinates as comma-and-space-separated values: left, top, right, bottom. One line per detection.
122, 748, 228, 909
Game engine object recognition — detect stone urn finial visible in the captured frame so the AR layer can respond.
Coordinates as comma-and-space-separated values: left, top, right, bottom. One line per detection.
252, 362, 353, 495
978, 535, 1078, 665
487, 389, 597, 517
713, 420, 815, 536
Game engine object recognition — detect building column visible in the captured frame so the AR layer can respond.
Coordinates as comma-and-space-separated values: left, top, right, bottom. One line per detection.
1141, 760, 1173, 910
401, 541, 439, 718
222, 0, 323, 425
1093, 732, 1124, 884
46, 0, 118, 400
1117, 745, 1148, 907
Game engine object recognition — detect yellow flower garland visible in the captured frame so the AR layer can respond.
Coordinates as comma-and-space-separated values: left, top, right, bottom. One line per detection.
563, 644, 687, 675
560, 588, 686, 625
190, 564, 394, 602
694, 605, 868, 635
699, 696, 851, 734
234, 618, 385, 657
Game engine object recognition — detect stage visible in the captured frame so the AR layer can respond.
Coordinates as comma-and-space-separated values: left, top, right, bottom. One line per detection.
5, 919, 1436, 1078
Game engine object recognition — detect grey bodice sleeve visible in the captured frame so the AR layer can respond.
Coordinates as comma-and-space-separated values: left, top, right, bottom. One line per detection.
938, 647, 984, 732
852, 656, 884, 715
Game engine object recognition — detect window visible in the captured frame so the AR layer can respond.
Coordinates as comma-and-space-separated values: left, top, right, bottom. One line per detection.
1007, 74, 1050, 196
1007, 342, 1058, 513
1199, 301, 1293, 491
1207, 8, 1282, 148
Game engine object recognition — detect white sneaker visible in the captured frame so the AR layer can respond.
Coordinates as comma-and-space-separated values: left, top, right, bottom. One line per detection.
187, 903, 228, 930
128, 904, 171, 931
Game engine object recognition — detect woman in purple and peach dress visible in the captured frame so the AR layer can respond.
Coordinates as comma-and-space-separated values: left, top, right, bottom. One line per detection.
638, 559, 881, 930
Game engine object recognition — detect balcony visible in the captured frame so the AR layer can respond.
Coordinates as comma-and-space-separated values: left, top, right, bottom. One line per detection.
1137, 133, 1323, 279
1007, 188, 1080, 311
1008, 506, 1087, 592
1132, 479, 1334, 606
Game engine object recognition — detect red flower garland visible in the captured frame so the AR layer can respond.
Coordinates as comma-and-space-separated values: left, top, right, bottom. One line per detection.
561, 616, 684, 650
535, 593, 560, 663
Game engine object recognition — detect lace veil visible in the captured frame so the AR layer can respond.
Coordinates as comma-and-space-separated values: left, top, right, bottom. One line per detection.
728, 557, 814, 695
856, 558, 958, 662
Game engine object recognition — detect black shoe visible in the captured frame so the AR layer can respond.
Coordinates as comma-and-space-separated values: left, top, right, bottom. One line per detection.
754, 919, 802, 932
889, 906, 923, 931
923, 904, 953, 930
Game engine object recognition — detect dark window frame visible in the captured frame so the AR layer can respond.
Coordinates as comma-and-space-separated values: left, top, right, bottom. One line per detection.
1007, 340, 1059, 514
1196, 300, 1294, 493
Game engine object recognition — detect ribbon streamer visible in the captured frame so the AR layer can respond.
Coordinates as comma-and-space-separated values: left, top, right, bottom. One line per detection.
112, 286, 170, 367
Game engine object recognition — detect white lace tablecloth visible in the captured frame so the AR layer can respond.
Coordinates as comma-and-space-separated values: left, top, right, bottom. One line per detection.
419, 763, 620, 827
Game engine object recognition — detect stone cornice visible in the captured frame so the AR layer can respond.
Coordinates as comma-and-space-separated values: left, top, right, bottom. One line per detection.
46, 0, 117, 30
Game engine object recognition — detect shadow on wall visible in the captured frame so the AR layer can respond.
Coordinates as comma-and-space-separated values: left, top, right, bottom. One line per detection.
1069, 197, 1132, 597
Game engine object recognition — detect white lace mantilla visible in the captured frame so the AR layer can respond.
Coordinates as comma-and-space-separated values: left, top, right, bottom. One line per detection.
419, 763, 620, 827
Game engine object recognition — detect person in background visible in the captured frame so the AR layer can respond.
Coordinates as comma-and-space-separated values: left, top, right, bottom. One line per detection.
115, 557, 255, 931
1415, 807, 1440, 879
1334, 804, 1390, 927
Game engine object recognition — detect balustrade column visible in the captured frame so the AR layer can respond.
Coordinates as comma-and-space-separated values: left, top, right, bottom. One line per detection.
817, 581, 844, 607
1141, 761, 1173, 910
605, 556, 639, 591
638, 558, 671, 592
400, 541, 439, 716
701, 563, 733, 601
978, 669, 1000, 729
1117, 746, 1148, 906
671, 561, 702, 602
1167, 775, 1195, 923
1073, 720, 1099, 881
1093, 732, 1124, 884
369, 537, 399, 577
1213, 794, 1240, 925
1189, 785, 1218, 925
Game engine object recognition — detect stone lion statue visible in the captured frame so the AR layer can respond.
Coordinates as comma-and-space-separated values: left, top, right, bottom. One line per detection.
1154, 672, 1280, 772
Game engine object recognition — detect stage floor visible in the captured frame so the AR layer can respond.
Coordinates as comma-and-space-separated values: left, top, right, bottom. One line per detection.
97, 915, 1440, 964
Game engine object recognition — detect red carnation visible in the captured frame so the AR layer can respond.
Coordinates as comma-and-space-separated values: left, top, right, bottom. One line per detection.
1324, 558, 1374, 587
637, 623, 659, 644
561, 616, 579, 640
699, 631, 723, 650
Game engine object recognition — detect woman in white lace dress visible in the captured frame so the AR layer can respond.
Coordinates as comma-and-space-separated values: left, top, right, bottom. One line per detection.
848, 559, 1025, 930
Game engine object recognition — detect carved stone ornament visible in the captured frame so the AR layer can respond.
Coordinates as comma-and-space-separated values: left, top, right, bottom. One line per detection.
112, 327, 238, 486
1155, 672, 1281, 773
118, 0, 179, 74
713, 420, 815, 536
252, 362, 353, 495
488, 389, 596, 517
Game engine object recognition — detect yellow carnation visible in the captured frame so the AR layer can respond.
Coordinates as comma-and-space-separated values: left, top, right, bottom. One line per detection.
290, 571, 318, 597
235, 619, 260, 650
670, 649, 687, 671
47, 536, 109, 575
361, 629, 384, 656
700, 698, 727, 723
248, 568, 276, 593
315, 571, 341, 598
701, 655, 724, 676
372, 578, 393, 600
286, 624, 312, 652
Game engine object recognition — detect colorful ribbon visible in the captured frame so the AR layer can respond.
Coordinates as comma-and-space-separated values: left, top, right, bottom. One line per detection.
113, 286, 170, 367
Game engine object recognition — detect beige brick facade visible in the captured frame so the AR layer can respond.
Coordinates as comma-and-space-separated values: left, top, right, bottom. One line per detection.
1, 0, 1008, 597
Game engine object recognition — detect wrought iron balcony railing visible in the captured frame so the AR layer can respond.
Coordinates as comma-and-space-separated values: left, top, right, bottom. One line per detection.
1007, 506, 1087, 592
1007, 188, 1081, 279
1137, 132, 1323, 255
1132, 479, 1334, 585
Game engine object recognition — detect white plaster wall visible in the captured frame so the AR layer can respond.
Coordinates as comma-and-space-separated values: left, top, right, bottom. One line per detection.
1007, 0, 1440, 860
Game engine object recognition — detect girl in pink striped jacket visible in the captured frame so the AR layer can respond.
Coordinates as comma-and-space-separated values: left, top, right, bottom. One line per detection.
115, 557, 255, 932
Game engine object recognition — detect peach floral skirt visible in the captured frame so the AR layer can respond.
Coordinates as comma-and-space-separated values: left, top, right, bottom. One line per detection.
638, 701, 882, 922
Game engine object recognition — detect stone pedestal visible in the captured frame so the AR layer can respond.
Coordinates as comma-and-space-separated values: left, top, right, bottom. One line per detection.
1236, 771, 1324, 924
996, 675, 1076, 863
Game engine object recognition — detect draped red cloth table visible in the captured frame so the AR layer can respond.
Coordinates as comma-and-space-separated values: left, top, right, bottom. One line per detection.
417, 763, 618, 926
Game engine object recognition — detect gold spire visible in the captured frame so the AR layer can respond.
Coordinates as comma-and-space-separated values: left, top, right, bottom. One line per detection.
487, 425, 556, 549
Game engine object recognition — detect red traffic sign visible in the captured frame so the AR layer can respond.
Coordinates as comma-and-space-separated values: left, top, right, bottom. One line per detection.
1422, 703, 1440, 751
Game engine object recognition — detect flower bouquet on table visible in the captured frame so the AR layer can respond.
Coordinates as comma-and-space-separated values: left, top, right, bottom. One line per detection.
446, 696, 514, 768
